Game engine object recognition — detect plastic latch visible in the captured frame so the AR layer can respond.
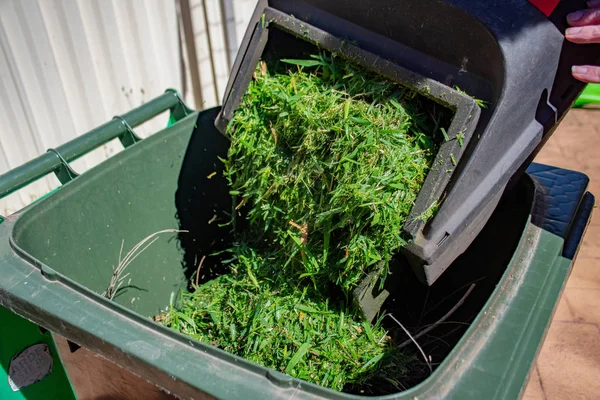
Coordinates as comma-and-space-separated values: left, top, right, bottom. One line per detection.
165, 88, 189, 115
46, 148, 79, 184
113, 115, 141, 148
528, 0, 560, 17
164, 88, 190, 124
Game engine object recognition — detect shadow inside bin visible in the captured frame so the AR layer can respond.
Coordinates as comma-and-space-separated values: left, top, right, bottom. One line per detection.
175, 107, 237, 285
370, 175, 533, 392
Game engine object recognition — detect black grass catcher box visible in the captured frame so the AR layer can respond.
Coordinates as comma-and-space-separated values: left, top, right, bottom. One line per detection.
216, 0, 600, 285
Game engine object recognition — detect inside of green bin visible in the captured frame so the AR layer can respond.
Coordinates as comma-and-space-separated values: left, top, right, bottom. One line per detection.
9, 107, 532, 394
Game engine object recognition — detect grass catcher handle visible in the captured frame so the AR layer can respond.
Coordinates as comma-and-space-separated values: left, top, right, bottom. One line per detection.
0, 89, 190, 201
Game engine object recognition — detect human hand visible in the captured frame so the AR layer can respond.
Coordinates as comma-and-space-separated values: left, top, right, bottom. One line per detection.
566, 0, 600, 83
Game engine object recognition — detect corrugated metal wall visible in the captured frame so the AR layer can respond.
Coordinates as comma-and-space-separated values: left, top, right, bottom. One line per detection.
182, 0, 256, 108
0, 0, 181, 215
0, 0, 259, 216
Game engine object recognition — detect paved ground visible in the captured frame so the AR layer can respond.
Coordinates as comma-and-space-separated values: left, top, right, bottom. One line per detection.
524, 108, 600, 400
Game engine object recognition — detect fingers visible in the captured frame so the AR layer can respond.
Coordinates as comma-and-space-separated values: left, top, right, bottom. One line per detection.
567, 6, 600, 26
567, 8, 600, 26
567, 4, 600, 78
565, 25, 600, 43
571, 65, 600, 83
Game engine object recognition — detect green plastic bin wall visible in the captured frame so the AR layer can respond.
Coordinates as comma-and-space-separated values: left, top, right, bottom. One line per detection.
0, 93, 594, 399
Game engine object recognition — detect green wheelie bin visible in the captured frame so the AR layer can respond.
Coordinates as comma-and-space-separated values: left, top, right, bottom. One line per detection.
0, 91, 593, 399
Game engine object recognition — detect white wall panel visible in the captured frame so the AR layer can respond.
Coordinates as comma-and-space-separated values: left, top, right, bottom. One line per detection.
232, 0, 256, 44
181, 0, 256, 108
0, 0, 181, 215
0, 0, 258, 216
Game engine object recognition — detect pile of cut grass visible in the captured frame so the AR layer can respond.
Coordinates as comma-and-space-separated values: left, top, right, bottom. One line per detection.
160, 246, 412, 392
224, 53, 450, 293
159, 52, 452, 392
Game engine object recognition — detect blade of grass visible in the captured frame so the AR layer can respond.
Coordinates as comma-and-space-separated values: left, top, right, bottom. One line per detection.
286, 342, 311, 372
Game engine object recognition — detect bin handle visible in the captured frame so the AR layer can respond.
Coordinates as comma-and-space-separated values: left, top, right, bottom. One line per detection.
46, 148, 79, 184
0, 89, 192, 202
112, 115, 141, 148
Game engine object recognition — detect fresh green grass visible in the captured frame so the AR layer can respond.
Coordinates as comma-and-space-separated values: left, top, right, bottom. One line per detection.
159, 246, 413, 392
224, 53, 451, 294
159, 52, 452, 393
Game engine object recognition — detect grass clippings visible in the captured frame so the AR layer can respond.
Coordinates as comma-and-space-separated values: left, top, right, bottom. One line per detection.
224, 53, 450, 293
158, 52, 452, 393
160, 246, 412, 392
